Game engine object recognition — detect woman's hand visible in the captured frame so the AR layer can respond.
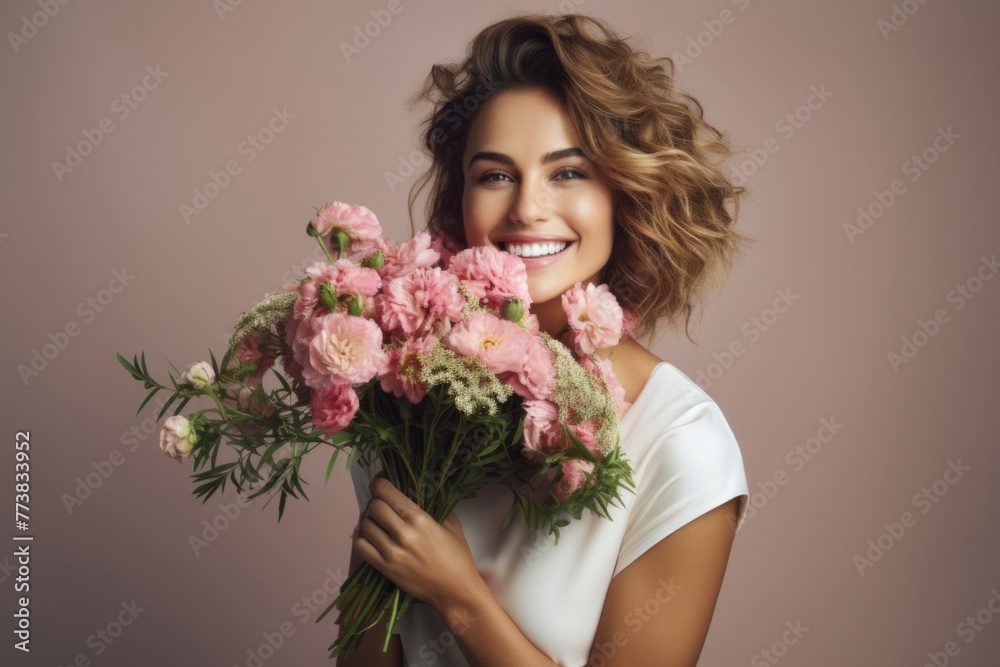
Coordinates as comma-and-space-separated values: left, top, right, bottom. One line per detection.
352, 473, 482, 611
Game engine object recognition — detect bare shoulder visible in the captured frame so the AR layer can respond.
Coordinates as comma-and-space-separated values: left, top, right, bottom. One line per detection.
606, 337, 664, 405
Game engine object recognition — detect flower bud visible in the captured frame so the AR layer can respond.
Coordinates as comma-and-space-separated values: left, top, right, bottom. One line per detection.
181, 361, 215, 389
319, 283, 338, 312
501, 297, 524, 323
364, 249, 385, 270
348, 294, 365, 317
160, 415, 198, 463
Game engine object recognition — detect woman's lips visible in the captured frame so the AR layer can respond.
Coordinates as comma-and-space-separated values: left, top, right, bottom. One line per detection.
508, 242, 573, 270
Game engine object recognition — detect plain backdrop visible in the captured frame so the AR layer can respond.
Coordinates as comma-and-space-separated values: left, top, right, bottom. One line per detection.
2, 0, 999, 665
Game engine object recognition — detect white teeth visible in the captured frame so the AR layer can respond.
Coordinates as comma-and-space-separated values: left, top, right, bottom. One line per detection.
503, 241, 568, 258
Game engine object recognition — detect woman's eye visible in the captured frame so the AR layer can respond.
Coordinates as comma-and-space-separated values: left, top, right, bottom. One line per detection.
478, 170, 511, 183
556, 167, 586, 180
478, 168, 586, 183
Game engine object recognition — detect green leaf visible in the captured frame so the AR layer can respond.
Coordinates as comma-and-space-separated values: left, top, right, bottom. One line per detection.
156, 391, 181, 422
278, 491, 287, 522
324, 448, 341, 484
135, 387, 161, 417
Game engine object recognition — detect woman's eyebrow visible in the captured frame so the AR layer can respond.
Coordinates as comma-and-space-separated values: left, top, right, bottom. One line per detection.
466, 147, 584, 171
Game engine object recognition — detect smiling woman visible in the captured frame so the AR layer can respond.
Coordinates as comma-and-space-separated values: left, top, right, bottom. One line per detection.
341, 12, 753, 667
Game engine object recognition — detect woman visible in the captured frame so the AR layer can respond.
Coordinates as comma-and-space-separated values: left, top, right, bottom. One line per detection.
339, 13, 752, 667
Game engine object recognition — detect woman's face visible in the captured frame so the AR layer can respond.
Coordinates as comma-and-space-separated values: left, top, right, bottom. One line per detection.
461, 87, 615, 311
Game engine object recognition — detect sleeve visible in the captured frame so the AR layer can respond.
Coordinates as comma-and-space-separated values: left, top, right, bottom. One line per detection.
348, 455, 383, 513
613, 397, 750, 578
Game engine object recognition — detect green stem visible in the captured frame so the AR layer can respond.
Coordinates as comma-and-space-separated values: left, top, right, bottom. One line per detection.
312, 230, 338, 264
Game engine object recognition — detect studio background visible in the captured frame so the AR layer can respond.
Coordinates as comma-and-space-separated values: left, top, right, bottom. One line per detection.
2, 0, 998, 665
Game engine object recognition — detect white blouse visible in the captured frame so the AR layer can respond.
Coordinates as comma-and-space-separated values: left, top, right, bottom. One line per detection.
349, 361, 750, 666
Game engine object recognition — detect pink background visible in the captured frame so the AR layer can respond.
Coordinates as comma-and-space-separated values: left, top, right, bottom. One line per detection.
2, 0, 998, 665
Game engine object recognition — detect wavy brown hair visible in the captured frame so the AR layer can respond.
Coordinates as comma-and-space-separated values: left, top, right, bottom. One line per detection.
405, 12, 754, 343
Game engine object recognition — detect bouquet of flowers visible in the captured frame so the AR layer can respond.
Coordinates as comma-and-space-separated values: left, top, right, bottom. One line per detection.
116, 201, 636, 661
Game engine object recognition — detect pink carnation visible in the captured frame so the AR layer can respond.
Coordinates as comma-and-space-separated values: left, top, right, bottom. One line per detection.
313, 201, 381, 240
521, 399, 564, 463
621, 308, 639, 338
305, 260, 382, 298
302, 313, 387, 389
431, 232, 466, 267
377, 267, 466, 340
555, 458, 597, 504
444, 311, 524, 376
379, 336, 438, 404
568, 418, 605, 461
502, 335, 555, 401
311, 382, 359, 436
561, 282, 624, 356
233, 331, 277, 387
448, 246, 532, 311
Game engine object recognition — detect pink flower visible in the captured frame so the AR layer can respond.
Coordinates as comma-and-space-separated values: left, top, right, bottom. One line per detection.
302, 313, 387, 389
160, 415, 197, 464
555, 458, 597, 504
503, 335, 556, 401
305, 260, 382, 299
295, 260, 381, 320
621, 308, 639, 338
376, 232, 442, 282
448, 246, 532, 311
431, 232, 466, 267
311, 382, 360, 436
235, 384, 277, 419
233, 331, 277, 387
312, 202, 382, 254
377, 267, 466, 340
379, 336, 438, 404
561, 282, 624, 356
444, 311, 524, 375
521, 399, 563, 462
568, 418, 605, 461
282, 315, 312, 384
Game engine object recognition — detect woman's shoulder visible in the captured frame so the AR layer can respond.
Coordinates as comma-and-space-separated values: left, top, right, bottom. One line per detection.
606, 337, 665, 406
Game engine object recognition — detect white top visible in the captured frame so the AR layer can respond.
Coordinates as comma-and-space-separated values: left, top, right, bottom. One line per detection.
349, 361, 749, 667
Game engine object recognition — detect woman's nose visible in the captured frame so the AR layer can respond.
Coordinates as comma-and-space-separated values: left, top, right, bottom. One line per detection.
509, 179, 554, 226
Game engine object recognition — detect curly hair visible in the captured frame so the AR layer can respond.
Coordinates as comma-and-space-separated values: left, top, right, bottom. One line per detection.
405, 12, 755, 343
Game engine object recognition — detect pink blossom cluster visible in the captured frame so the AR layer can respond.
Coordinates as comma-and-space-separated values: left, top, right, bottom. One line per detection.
274, 201, 629, 501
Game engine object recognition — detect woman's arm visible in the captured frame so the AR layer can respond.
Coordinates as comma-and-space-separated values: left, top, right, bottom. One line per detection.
335, 547, 403, 667
587, 497, 741, 666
